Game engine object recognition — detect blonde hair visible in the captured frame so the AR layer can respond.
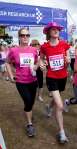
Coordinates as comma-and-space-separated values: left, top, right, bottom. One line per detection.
18, 27, 29, 36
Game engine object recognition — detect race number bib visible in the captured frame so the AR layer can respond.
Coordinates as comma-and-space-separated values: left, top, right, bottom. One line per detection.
49, 54, 64, 71
20, 53, 34, 67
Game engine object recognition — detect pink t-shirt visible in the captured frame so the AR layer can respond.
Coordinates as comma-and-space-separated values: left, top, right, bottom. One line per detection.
8, 46, 38, 83
73, 56, 77, 86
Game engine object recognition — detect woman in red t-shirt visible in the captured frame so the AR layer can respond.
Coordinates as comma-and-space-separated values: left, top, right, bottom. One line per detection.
40, 22, 70, 144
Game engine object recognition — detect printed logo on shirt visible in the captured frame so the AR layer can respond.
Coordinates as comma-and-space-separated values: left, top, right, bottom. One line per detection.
49, 54, 64, 71
20, 53, 34, 67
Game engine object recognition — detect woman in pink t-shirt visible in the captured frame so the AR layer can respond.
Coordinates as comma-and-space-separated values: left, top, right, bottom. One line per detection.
6, 28, 39, 137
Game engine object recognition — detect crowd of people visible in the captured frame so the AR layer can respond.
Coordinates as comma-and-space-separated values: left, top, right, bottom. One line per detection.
0, 21, 77, 144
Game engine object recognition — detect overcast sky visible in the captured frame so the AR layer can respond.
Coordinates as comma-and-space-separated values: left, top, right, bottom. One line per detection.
0, 0, 77, 25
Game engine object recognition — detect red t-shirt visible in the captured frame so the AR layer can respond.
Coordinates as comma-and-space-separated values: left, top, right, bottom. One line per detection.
40, 40, 70, 79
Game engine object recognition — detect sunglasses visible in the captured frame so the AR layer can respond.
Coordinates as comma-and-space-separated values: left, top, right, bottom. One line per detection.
19, 34, 30, 38
31, 43, 40, 46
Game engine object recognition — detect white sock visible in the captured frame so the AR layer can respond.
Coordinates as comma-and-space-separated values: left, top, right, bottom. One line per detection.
28, 123, 32, 126
60, 130, 66, 138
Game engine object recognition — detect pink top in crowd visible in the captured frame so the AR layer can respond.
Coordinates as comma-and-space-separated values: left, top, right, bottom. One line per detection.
8, 46, 38, 83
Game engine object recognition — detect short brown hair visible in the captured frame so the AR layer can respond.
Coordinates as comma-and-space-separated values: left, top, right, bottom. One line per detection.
30, 39, 40, 47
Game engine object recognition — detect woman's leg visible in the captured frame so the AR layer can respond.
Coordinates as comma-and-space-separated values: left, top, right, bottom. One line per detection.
16, 82, 37, 137
46, 77, 68, 143
51, 90, 68, 143
51, 90, 64, 131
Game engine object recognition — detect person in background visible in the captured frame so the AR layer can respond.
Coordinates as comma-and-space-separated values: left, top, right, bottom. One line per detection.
6, 28, 39, 137
0, 40, 9, 80
30, 39, 44, 102
40, 22, 70, 144
63, 41, 75, 112
69, 41, 75, 72
64, 45, 77, 111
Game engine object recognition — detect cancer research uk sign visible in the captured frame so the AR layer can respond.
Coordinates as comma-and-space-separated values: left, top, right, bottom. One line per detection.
0, 2, 46, 25
0, 2, 67, 40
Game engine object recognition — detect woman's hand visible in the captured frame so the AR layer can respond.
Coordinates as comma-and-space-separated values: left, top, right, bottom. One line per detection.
64, 56, 70, 65
40, 60, 47, 71
64, 50, 70, 66
33, 65, 38, 71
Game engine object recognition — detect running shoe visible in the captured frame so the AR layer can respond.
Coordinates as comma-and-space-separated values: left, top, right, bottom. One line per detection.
56, 133, 69, 144
44, 104, 52, 118
26, 124, 36, 137
64, 99, 69, 112
5, 77, 9, 81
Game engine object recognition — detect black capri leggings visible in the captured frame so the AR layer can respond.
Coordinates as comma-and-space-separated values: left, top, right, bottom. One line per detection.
70, 58, 75, 71
36, 67, 43, 88
16, 81, 37, 112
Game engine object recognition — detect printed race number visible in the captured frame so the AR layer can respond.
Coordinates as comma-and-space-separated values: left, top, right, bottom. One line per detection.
20, 53, 34, 67
49, 54, 64, 71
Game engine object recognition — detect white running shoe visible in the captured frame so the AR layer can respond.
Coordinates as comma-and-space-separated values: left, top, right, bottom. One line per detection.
64, 99, 69, 112
5, 77, 9, 81
57, 133, 69, 144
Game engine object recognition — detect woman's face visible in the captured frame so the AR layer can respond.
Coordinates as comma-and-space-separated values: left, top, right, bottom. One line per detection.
19, 29, 30, 45
0, 45, 5, 51
32, 43, 40, 50
49, 28, 59, 39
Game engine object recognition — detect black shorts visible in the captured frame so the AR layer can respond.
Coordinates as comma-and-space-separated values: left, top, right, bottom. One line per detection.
46, 77, 67, 92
